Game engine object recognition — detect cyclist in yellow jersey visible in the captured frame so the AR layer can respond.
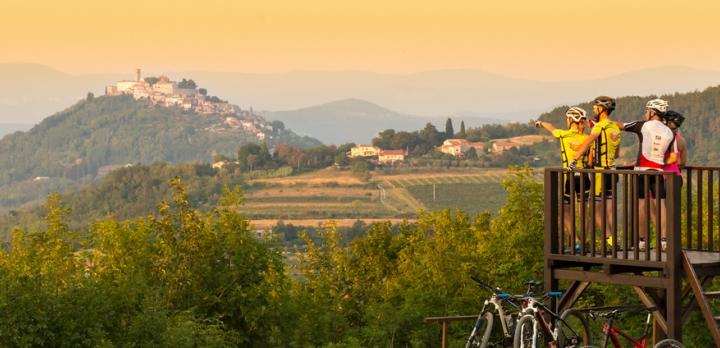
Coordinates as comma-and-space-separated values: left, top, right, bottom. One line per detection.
569, 96, 621, 249
535, 107, 589, 250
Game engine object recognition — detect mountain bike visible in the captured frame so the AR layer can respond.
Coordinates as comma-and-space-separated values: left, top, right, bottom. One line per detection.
586, 306, 684, 348
465, 276, 523, 347
513, 283, 591, 348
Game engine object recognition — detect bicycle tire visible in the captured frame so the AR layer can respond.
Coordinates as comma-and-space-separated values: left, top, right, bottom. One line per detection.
556, 308, 591, 348
653, 339, 685, 348
465, 311, 494, 348
514, 314, 542, 348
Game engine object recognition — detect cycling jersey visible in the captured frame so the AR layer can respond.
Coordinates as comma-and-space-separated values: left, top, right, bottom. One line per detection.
589, 119, 621, 169
663, 132, 683, 176
552, 129, 588, 169
623, 119, 674, 171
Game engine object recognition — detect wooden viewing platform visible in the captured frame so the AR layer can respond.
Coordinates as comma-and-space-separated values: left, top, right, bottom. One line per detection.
544, 166, 720, 346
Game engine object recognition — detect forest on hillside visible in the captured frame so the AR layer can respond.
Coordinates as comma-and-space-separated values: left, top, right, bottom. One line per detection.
0, 95, 320, 186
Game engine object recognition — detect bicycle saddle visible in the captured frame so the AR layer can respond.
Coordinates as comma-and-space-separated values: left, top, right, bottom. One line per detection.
525, 280, 542, 287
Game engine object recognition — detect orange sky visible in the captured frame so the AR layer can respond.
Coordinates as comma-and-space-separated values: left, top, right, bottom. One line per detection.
2, 0, 719, 80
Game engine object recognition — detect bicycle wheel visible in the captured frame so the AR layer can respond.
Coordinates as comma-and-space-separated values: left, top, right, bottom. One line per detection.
514, 314, 542, 348
556, 309, 591, 348
653, 339, 685, 348
465, 311, 494, 348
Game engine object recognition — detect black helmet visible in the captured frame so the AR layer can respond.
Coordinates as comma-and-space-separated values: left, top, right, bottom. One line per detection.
592, 96, 616, 111
663, 110, 685, 128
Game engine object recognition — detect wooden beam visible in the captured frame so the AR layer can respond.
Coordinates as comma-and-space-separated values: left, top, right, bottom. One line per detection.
558, 281, 590, 313
633, 286, 668, 334
553, 269, 668, 288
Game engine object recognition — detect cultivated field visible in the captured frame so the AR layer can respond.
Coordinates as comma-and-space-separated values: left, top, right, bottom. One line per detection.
242, 167, 541, 229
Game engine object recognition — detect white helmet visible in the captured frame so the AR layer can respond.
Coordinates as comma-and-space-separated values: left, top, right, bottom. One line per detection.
646, 99, 668, 115
566, 107, 587, 123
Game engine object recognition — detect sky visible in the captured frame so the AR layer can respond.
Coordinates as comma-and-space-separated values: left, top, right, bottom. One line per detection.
1, 0, 720, 80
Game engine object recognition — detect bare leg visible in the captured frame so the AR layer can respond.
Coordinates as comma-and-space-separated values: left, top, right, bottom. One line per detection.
648, 199, 668, 238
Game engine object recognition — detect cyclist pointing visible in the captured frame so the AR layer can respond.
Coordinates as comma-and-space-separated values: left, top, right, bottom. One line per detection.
535, 107, 589, 248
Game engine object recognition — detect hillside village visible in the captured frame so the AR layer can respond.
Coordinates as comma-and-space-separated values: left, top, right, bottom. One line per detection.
106, 69, 272, 140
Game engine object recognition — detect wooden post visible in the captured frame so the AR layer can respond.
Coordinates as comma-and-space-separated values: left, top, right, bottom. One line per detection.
441, 321, 448, 348
544, 169, 560, 311
433, 183, 436, 201
666, 174, 682, 341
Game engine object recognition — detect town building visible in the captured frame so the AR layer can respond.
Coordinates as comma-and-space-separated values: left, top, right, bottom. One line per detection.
105, 69, 271, 141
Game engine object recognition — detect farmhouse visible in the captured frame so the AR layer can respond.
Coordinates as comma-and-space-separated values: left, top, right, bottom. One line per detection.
378, 149, 406, 164
438, 139, 486, 157
349, 145, 380, 158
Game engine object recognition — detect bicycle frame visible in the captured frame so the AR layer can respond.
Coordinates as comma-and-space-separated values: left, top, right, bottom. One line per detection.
600, 311, 653, 348
520, 297, 562, 346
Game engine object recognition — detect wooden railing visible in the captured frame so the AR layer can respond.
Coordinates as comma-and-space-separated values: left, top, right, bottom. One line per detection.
683, 166, 720, 252
544, 166, 720, 264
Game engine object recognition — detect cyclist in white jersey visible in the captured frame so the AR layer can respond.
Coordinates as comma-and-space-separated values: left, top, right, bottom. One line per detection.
618, 98, 676, 250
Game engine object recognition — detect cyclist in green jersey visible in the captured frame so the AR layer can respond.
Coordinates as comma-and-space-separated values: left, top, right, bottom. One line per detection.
536, 107, 590, 251
569, 96, 621, 248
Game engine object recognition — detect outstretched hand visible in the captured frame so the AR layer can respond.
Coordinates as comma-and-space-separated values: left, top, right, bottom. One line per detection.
567, 159, 578, 171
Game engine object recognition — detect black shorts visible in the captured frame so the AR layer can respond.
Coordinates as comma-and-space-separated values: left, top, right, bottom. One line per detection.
593, 171, 619, 199
637, 174, 666, 199
563, 173, 591, 204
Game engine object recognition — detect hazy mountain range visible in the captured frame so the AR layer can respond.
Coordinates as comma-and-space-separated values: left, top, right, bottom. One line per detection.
3, 63, 720, 125
264, 99, 504, 144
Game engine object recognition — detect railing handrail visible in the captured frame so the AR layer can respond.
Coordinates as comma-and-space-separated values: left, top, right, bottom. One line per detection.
545, 166, 719, 261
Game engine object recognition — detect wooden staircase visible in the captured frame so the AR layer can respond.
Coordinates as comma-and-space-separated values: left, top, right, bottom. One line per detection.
681, 251, 720, 347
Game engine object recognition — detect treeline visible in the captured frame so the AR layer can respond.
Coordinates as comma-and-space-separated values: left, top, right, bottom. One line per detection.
372, 120, 536, 156
0, 169, 711, 346
216, 142, 353, 173
537, 85, 720, 165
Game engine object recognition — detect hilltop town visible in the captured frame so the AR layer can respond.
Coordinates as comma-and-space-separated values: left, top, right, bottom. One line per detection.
106, 69, 271, 140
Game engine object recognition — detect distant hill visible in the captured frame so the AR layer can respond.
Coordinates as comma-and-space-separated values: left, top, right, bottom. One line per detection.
0, 123, 31, 138
537, 84, 720, 165
3, 64, 720, 124
264, 98, 504, 144
0, 95, 319, 208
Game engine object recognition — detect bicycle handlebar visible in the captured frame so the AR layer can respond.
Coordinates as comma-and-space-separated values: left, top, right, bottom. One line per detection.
470, 276, 501, 294
586, 305, 659, 319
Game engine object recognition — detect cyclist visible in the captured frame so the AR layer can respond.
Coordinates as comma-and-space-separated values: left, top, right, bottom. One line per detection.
662, 110, 687, 181
569, 96, 622, 247
619, 99, 676, 251
535, 107, 590, 250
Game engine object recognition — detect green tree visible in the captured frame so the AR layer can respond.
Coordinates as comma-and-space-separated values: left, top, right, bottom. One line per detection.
466, 147, 478, 160
178, 78, 197, 89
144, 77, 160, 86
445, 117, 454, 139
459, 121, 466, 138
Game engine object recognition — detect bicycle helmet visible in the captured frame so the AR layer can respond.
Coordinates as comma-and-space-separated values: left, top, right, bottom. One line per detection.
646, 98, 668, 115
663, 110, 685, 128
565, 107, 587, 123
592, 96, 616, 111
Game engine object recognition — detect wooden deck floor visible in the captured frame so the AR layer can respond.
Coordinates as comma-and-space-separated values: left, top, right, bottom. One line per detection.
552, 249, 720, 265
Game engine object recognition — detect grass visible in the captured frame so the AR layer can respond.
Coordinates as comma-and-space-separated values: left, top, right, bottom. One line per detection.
406, 182, 508, 216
